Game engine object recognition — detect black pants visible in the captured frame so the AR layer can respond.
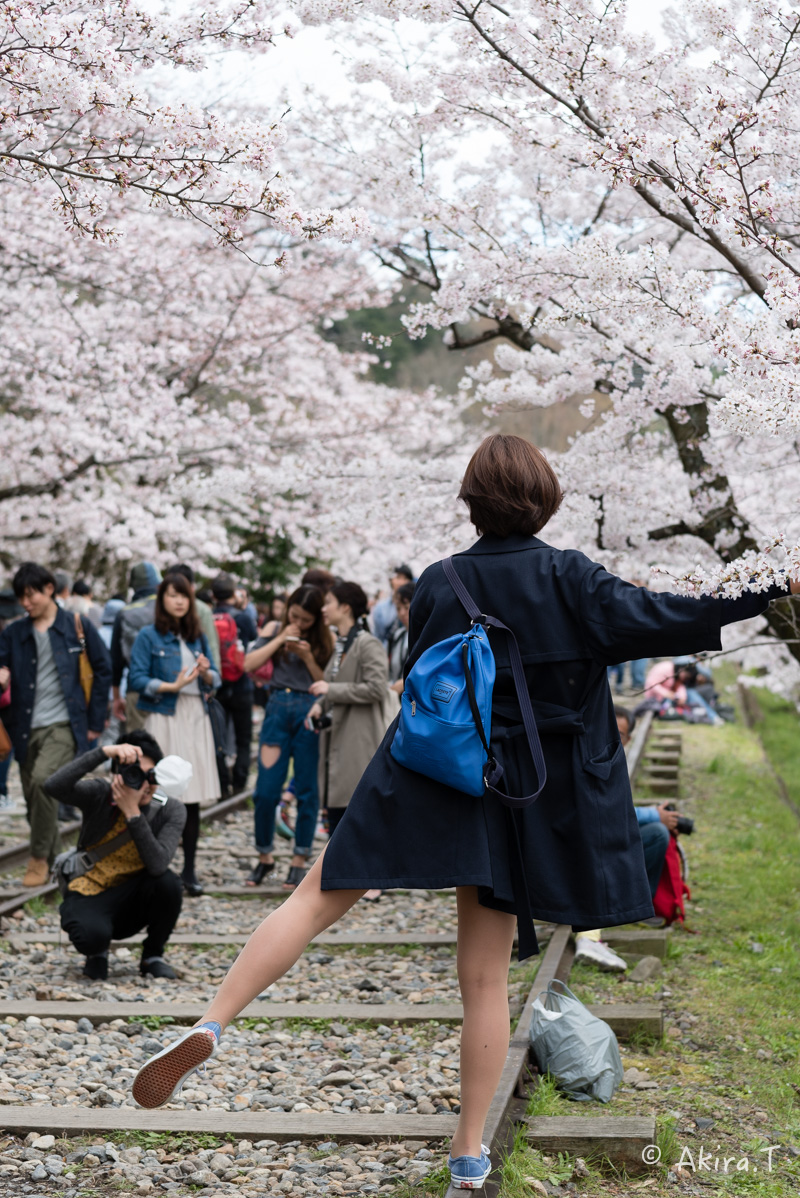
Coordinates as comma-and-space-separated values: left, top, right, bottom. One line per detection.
60, 870, 183, 959
216, 682, 253, 793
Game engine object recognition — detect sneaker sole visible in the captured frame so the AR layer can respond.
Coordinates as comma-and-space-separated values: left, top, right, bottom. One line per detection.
449, 1158, 491, 1189
451, 1175, 491, 1190
132, 1031, 215, 1109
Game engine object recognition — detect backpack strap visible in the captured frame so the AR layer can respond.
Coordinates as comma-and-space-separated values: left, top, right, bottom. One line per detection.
73, 824, 134, 871
73, 611, 86, 649
442, 557, 547, 809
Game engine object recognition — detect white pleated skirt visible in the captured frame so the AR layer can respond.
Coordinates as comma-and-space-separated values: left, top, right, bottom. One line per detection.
145, 693, 221, 807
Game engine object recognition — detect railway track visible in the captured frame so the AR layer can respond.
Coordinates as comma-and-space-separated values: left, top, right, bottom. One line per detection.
0, 708, 683, 1195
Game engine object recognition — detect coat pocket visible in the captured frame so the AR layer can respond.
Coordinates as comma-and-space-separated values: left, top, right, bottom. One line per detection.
582, 740, 625, 781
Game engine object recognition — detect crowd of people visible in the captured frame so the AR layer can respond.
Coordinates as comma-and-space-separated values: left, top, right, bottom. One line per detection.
607, 640, 733, 726
0, 547, 718, 987
0, 558, 416, 979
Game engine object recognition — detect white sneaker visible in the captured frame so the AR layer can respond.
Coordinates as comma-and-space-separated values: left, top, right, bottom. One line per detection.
0, 794, 16, 812
574, 937, 627, 972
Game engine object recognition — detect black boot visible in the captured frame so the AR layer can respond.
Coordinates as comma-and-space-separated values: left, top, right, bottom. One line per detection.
83, 954, 108, 981
140, 956, 176, 980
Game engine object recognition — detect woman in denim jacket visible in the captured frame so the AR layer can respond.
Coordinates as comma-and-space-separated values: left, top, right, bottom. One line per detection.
129, 574, 221, 896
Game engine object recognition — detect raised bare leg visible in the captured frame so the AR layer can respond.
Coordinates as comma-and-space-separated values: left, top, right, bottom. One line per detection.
451, 886, 516, 1160
132, 848, 364, 1109
199, 848, 364, 1028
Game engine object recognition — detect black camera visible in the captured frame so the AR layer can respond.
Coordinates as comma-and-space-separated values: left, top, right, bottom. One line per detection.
112, 760, 157, 791
664, 803, 694, 835
312, 713, 332, 732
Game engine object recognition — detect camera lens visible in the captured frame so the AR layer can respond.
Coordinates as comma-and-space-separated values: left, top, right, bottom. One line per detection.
120, 763, 146, 790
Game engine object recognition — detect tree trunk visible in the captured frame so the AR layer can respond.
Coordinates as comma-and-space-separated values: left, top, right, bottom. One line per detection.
651, 401, 800, 663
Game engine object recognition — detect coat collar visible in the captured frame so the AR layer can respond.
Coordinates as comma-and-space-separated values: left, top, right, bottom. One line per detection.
155, 628, 180, 643
459, 533, 549, 556
20, 605, 71, 640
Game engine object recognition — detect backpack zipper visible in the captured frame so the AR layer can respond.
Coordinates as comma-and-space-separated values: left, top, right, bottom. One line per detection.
411, 699, 416, 716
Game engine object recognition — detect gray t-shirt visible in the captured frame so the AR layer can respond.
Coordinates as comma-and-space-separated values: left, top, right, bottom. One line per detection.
254, 632, 313, 692
31, 627, 70, 728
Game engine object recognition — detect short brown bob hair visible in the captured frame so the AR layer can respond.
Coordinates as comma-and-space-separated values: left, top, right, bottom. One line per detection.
458, 434, 563, 538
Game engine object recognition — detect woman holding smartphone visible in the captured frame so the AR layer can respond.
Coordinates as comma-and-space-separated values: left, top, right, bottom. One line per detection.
128, 574, 221, 896
242, 585, 333, 889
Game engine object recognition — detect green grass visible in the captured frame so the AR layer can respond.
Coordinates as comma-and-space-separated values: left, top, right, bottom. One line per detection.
500, 1125, 578, 1193
390, 1160, 450, 1198
112, 1130, 227, 1153
746, 686, 800, 815
282, 1017, 336, 1034
236, 1017, 272, 1032
526, 1074, 566, 1118
126, 1015, 176, 1030
655, 1114, 680, 1178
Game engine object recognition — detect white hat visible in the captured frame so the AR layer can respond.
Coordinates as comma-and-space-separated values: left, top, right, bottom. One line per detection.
154, 755, 193, 799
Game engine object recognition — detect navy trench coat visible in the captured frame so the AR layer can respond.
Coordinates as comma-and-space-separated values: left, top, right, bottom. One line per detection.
321, 534, 784, 956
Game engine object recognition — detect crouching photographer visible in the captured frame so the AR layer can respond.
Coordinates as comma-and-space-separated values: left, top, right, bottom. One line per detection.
45, 731, 190, 982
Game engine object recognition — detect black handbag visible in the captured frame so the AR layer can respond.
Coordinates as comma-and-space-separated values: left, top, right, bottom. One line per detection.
203, 689, 229, 789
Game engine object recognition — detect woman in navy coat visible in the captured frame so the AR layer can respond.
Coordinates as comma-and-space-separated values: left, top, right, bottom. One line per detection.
133, 435, 797, 1186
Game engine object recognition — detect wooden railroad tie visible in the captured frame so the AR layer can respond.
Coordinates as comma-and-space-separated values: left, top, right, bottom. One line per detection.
0, 1107, 457, 1142
0, 1000, 662, 1040
637, 777, 680, 795
3, 926, 668, 955
526, 1115, 657, 1174
642, 765, 680, 779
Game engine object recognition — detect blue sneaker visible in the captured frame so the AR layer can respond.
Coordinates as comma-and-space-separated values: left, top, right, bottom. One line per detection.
447, 1144, 492, 1190
132, 1022, 221, 1109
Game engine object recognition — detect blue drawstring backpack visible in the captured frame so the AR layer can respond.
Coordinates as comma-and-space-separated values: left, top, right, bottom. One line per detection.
390, 557, 547, 807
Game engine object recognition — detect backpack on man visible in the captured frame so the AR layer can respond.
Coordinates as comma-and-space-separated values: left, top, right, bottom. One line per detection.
213, 611, 245, 683
652, 834, 691, 925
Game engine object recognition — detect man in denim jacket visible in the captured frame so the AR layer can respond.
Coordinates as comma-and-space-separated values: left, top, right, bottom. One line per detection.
0, 562, 111, 886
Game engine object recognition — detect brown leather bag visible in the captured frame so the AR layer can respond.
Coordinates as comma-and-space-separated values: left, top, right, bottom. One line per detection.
74, 612, 94, 705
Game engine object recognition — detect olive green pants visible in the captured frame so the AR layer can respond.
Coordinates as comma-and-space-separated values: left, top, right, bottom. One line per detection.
124, 692, 148, 732
19, 722, 76, 863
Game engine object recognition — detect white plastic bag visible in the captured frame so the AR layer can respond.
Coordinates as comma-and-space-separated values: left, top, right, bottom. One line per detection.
529, 979, 623, 1103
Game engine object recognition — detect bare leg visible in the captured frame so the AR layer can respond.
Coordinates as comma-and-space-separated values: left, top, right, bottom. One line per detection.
451, 886, 516, 1160
199, 848, 364, 1028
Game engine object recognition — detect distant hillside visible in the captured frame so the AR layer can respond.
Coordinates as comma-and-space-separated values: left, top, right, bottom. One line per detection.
324, 289, 600, 452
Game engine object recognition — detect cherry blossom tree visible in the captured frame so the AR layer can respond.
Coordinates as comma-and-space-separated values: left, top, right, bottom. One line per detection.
0, 191, 462, 583
0, 1, 465, 588
285, 0, 800, 671
0, 0, 363, 245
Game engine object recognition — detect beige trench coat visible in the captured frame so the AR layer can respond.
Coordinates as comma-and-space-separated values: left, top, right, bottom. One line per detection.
318, 631, 394, 809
